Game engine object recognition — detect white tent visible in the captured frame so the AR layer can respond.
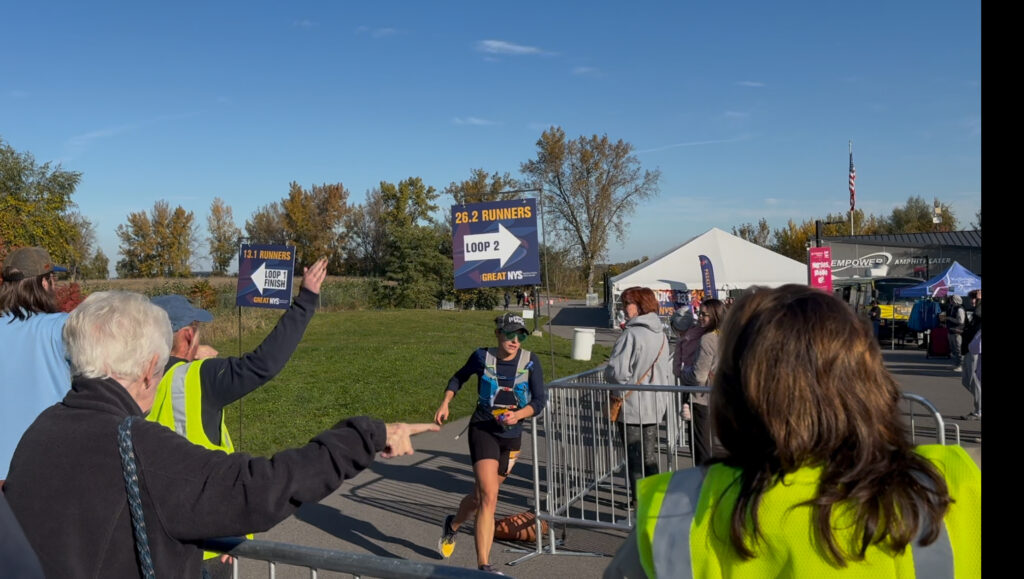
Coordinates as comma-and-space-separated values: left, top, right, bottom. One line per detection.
608, 227, 807, 318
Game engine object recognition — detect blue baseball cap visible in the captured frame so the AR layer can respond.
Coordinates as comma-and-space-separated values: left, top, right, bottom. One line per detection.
150, 295, 214, 332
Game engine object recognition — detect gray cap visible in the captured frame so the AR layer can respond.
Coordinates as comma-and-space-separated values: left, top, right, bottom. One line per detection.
950, 295, 963, 305
150, 295, 214, 332
2, 247, 68, 280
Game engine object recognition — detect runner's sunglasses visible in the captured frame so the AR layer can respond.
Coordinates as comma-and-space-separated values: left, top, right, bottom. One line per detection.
503, 331, 529, 343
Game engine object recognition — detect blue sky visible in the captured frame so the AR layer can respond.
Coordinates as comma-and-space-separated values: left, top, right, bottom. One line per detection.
2, 1, 980, 273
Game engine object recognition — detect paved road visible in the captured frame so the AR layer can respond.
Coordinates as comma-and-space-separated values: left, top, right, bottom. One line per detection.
238, 300, 979, 578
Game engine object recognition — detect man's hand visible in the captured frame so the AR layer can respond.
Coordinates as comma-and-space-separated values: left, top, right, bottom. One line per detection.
194, 345, 219, 359
301, 257, 329, 295
382, 423, 440, 458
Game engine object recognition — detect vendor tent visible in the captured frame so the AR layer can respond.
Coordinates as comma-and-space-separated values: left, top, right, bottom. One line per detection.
607, 228, 807, 321
894, 261, 981, 298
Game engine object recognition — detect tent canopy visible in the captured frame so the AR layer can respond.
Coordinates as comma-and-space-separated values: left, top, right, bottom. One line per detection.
894, 261, 981, 298
609, 227, 807, 295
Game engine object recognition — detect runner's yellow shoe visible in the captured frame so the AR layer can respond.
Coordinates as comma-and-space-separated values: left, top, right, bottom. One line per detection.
437, 514, 457, 558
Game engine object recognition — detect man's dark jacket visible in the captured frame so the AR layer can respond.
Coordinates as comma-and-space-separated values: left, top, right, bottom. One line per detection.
4, 376, 386, 578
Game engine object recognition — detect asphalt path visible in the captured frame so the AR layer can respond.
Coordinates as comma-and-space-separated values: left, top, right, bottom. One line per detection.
237, 300, 979, 578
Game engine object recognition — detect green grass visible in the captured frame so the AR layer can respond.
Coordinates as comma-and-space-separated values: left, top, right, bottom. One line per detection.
216, 309, 610, 457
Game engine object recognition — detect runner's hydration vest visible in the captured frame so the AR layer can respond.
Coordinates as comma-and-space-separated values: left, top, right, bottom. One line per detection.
478, 348, 533, 410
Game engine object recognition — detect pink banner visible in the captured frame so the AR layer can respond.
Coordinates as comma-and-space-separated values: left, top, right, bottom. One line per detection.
808, 247, 833, 292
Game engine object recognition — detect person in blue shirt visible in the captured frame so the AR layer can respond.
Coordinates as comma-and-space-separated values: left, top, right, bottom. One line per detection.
433, 313, 547, 574
0, 247, 71, 484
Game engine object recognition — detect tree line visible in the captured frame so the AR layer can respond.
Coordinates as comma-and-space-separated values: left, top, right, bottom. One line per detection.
732, 199, 980, 263
3, 132, 978, 306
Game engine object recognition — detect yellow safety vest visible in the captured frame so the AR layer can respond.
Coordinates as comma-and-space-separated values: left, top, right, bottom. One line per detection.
635, 445, 980, 578
147, 360, 233, 453
147, 360, 248, 559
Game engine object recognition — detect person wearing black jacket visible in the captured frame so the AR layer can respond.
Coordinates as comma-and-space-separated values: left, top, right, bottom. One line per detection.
3, 290, 436, 578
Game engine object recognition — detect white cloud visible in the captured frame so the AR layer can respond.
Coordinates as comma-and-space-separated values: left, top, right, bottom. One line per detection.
355, 26, 398, 38
735, 81, 765, 87
765, 198, 780, 205
572, 66, 601, 76
453, 116, 498, 126
63, 113, 200, 159
476, 40, 549, 56
636, 134, 753, 154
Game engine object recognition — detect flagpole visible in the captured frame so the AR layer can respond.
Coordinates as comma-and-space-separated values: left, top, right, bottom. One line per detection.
849, 140, 855, 236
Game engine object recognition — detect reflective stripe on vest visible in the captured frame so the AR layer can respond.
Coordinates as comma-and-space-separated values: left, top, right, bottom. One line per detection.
638, 468, 956, 579
637, 468, 705, 578
478, 348, 533, 409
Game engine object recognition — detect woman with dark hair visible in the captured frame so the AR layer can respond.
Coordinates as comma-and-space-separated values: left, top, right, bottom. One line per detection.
605, 285, 980, 578
0, 247, 70, 485
680, 298, 725, 465
604, 287, 674, 507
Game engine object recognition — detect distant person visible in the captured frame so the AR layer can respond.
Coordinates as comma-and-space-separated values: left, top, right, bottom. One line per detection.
4, 290, 438, 578
680, 298, 725, 465
0, 247, 70, 484
516, 290, 523, 307
960, 290, 981, 420
869, 299, 882, 340
604, 287, 673, 507
945, 295, 966, 371
434, 313, 546, 574
616, 307, 627, 330
503, 290, 511, 311
147, 257, 327, 575
604, 285, 980, 578
670, 307, 705, 424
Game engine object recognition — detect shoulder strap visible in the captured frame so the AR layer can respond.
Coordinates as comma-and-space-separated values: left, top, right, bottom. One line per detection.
117, 416, 156, 579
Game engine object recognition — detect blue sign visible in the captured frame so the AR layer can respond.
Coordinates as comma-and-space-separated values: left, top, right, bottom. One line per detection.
236, 244, 296, 309
452, 199, 541, 290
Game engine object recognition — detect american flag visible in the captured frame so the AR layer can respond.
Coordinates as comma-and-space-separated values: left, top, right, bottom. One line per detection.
848, 150, 856, 213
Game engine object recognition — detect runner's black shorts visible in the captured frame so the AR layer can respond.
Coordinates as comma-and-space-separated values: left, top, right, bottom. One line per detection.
468, 423, 522, 476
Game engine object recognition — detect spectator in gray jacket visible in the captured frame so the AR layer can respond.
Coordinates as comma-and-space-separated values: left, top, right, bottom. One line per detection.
604, 286, 674, 505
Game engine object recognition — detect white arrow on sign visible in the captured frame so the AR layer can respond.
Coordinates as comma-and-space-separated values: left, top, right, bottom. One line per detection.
463, 223, 522, 267
251, 262, 290, 295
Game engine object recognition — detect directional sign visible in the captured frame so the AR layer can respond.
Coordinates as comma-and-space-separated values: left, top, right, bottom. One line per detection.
452, 199, 541, 290
236, 244, 296, 309
251, 262, 290, 295
463, 223, 522, 267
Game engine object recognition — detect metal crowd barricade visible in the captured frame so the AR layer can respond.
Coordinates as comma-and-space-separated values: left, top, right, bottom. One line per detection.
509, 367, 708, 565
510, 369, 960, 566
200, 538, 495, 579
904, 392, 960, 445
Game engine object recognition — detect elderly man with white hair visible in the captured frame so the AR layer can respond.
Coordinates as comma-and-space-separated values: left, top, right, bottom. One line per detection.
4, 291, 437, 578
